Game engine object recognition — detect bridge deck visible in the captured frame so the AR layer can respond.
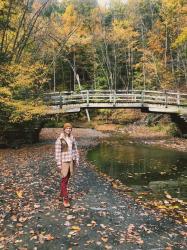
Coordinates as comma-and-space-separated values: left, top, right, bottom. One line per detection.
45, 90, 187, 114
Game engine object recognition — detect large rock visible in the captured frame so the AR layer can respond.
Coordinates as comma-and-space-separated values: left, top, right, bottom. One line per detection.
149, 178, 187, 195
0, 127, 42, 148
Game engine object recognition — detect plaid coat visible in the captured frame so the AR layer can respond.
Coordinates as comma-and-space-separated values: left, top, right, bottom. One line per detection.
55, 133, 79, 168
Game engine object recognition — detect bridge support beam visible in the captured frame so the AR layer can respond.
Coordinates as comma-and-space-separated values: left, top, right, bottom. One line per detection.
85, 109, 90, 123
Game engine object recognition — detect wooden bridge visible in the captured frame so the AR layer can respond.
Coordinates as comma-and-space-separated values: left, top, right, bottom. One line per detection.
45, 89, 187, 115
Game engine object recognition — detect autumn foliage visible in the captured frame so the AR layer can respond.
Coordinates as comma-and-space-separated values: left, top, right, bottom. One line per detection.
0, 0, 49, 134
0, 0, 187, 134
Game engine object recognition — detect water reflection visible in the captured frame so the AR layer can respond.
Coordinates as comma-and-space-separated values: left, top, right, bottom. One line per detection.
87, 138, 187, 200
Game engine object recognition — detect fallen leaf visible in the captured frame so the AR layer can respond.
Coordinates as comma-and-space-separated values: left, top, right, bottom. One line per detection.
67, 215, 75, 220
16, 223, 23, 227
96, 241, 102, 246
105, 245, 112, 249
34, 204, 40, 209
180, 231, 187, 237
19, 217, 28, 223
30, 235, 37, 240
11, 215, 17, 222
16, 190, 23, 198
64, 221, 71, 226
45, 234, 54, 241
84, 240, 94, 245
71, 226, 81, 231
101, 236, 108, 243
15, 240, 22, 243
100, 224, 107, 229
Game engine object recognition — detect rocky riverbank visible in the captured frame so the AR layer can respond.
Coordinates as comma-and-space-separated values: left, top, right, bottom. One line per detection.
94, 123, 187, 153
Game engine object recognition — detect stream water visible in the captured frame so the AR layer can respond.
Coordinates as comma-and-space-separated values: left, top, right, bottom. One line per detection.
87, 137, 187, 201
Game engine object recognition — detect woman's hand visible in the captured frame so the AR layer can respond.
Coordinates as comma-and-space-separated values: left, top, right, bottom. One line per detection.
57, 165, 62, 172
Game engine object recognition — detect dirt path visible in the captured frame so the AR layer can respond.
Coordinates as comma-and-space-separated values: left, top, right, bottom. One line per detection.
0, 128, 186, 250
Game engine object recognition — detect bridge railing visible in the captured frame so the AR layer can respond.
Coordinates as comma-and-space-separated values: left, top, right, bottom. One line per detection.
44, 90, 187, 107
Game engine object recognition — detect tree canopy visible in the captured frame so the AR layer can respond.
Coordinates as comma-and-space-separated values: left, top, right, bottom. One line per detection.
0, 0, 187, 132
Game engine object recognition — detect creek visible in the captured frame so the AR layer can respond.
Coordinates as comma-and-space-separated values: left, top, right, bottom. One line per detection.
87, 137, 187, 201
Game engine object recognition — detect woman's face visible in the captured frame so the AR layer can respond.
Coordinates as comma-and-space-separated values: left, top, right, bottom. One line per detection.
64, 127, 72, 135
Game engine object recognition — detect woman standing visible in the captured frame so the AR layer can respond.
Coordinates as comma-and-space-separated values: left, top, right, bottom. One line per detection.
55, 123, 79, 208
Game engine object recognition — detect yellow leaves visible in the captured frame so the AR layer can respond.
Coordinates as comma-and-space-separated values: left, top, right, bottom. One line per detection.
111, 19, 138, 44
70, 226, 81, 231
30, 232, 54, 243
0, 0, 7, 11
90, 7, 103, 34
87, 220, 97, 228
145, 194, 187, 224
48, 4, 92, 49
0, 2, 25, 55
16, 190, 24, 198
0, 0, 47, 61
9, 100, 47, 123
50, 4, 78, 37
161, 0, 182, 23
147, 20, 165, 54
0, 87, 12, 98
157, 204, 180, 210
62, 4, 78, 27
8, 62, 48, 88
157, 205, 167, 209
162, 0, 181, 12
67, 225, 81, 238
0, 61, 48, 124
183, 217, 187, 223
160, 0, 184, 32
172, 27, 187, 48
113, 19, 129, 28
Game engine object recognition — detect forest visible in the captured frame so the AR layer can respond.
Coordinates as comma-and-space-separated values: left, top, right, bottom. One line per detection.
1, 2, 187, 248
0, 0, 187, 135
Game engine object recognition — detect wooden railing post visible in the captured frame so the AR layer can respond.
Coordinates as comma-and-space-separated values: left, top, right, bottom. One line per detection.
141, 91, 144, 106
87, 90, 89, 106
177, 92, 180, 106
63, 95, 66, 105
113, 90, 116, 105
165, 90, 168, 108
59, 92, 62, 109
109, 90, 112, 102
